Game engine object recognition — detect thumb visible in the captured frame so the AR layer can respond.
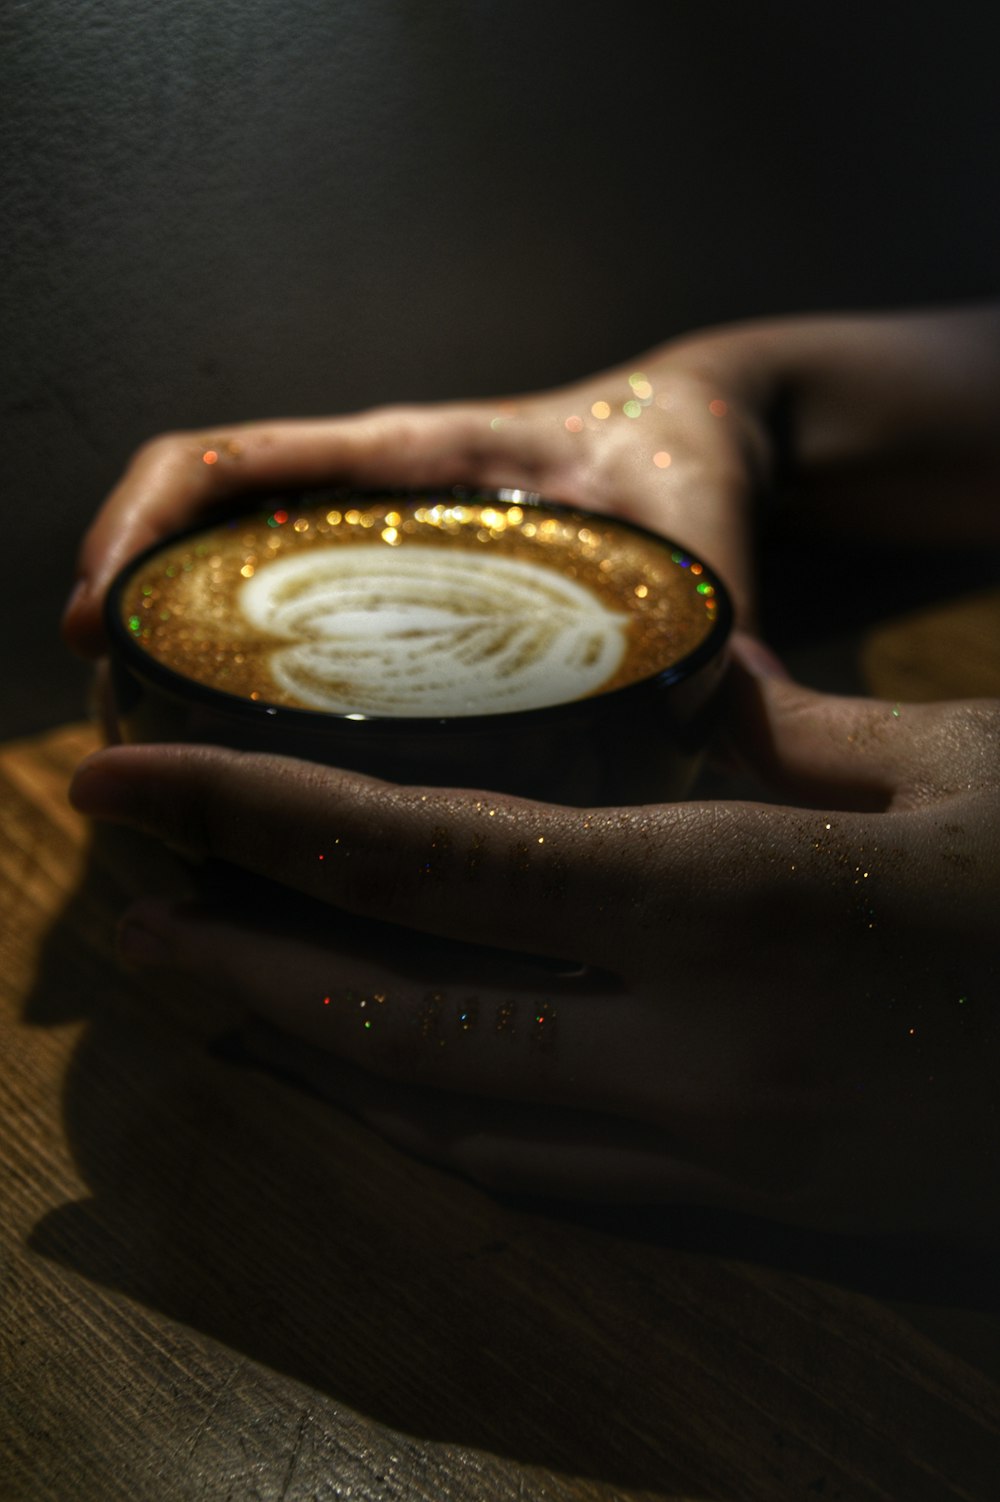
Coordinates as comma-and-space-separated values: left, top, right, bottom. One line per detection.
725, 633, 962, 811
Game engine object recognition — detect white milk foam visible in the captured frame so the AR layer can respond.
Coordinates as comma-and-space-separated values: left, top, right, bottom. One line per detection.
239, 546, 630, 716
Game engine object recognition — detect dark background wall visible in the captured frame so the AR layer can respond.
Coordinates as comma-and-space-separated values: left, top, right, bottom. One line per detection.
4, 0, 1000, 737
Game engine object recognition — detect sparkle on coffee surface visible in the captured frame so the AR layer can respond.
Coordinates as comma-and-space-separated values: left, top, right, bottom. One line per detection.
120, 495, 718, 717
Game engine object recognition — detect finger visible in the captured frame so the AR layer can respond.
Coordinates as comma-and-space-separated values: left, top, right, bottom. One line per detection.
62, 403, 561, 657
220, 1017, 769, 1213
614, 445, 756, 629
116, 896, 652, 1121
577, 364, 764, 629
69, 740, 901, 972
70, 743, 663, 968
361, 1096, 761, 1211
727, 634, 1000, 810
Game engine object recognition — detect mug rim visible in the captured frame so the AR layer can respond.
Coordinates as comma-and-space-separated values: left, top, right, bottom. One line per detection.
104, 486, 734, 736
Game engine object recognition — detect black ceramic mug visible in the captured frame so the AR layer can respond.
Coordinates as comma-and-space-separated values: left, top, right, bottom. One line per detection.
105, 488, 732, 806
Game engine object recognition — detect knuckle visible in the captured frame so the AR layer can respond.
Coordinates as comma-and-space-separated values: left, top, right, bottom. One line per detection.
359, 404, 425, 448
917, 699, 1000, 792
130, 429, 195, 466
942, 698, 1000, 738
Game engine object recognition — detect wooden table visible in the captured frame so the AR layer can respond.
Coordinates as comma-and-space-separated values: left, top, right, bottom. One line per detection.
3, 588, 1000, 1502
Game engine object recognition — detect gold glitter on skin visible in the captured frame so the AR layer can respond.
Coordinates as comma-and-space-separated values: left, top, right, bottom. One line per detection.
540, 851, 569, 902
417, 991, 446, 1045
509, 840, 533, 877
803, 819, 889, 931
120, 495, 719, 711
495, 1000, 517, 1037
464, 831, 487, 880
419, 825, 453, 880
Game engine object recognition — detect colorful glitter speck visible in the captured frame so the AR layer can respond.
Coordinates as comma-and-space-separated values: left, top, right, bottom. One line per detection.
531, 1002, 557, 1052
457, 998, 480, 1033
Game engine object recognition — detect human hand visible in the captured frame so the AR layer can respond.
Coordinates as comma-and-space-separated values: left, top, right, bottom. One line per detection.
62, 303, 1000, 660
61, 356, 769, 660
68, 643, 1000, 1237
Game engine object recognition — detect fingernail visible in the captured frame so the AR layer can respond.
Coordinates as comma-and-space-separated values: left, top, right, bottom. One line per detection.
118, 916, 174, 968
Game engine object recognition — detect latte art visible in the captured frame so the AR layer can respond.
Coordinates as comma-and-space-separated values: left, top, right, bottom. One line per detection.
240, 549, 629, 715
117, 494, 720, 719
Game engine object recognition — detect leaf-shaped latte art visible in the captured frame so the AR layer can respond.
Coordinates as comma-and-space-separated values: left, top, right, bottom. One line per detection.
239, 547, 630, 716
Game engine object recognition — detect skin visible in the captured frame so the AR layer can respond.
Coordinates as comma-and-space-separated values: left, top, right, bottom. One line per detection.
63, 305, 1000, 1235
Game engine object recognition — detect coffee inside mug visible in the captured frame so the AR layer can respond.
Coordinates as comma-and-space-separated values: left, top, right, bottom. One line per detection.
106, 489, 732, 804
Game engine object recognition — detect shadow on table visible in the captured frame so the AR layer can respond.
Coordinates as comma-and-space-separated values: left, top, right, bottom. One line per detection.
22, 825, 1000, 1501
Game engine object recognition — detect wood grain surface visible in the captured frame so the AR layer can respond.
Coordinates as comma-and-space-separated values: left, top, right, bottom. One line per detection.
2, 591, 999, 1501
